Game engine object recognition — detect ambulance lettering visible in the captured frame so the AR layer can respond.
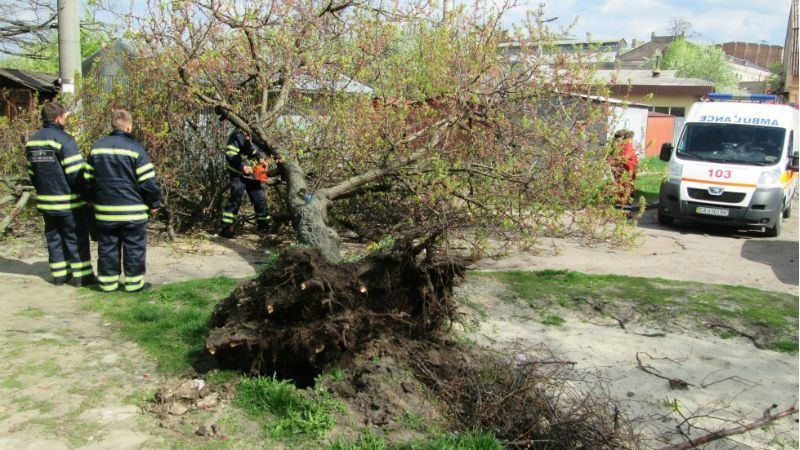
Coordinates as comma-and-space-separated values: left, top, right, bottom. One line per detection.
697, 115, 779, 126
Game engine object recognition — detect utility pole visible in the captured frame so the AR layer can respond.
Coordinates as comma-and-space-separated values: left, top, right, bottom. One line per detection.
57, 0, 81, 96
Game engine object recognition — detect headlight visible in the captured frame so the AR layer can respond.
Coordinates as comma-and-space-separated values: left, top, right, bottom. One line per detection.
667, 161, 683, 179
757, 169, 780, 185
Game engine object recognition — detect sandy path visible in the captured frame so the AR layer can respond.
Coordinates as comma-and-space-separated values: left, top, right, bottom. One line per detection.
0, 236, 262, 449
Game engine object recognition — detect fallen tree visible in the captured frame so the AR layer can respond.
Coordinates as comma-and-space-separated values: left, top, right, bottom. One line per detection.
83, 0, 633, 261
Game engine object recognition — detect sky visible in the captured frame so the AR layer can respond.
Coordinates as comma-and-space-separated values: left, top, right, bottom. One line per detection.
85, 0, 791, 48
499, 0, 792, 46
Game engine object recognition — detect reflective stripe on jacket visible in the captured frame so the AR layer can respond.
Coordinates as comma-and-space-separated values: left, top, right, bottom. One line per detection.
84, 130, 161, 225
25, 123, 86, 215
224, 130, 265, 175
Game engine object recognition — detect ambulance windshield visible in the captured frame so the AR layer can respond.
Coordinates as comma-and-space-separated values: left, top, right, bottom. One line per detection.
677, 123, 786, 165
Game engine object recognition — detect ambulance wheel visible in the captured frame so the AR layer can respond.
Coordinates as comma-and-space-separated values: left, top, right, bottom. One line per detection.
657, 210, 674, 226
782, 200, 791, 219
765, 212, 782, 238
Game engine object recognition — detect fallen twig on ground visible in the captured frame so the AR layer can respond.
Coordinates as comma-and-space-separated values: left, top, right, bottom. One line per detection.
657, 404, 798, 450
635, 352, 693, 390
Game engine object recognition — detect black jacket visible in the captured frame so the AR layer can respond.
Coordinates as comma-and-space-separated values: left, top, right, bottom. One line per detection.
84, 130, 161, 226
225, 130, 265, 176
25, 123, 86, 216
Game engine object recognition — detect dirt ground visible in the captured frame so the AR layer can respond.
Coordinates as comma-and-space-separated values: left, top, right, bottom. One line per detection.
0, 199, 797, 448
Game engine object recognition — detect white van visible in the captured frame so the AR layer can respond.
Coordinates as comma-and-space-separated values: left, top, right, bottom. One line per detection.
658, 94, 799, 237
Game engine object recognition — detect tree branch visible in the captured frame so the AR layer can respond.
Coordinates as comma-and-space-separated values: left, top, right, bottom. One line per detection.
657, 405, 798, 450
325, 117, 454, 200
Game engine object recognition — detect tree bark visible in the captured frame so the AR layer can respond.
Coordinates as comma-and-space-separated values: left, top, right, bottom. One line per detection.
278, 153, 342, 261
291, 194, 341, 262
0, 191, 31, 235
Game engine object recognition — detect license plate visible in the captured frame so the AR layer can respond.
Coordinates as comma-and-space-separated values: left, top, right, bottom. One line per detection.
696, 206, 729, 217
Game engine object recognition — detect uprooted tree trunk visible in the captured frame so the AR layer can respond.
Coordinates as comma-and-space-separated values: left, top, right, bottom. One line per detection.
205, 239, 464, 387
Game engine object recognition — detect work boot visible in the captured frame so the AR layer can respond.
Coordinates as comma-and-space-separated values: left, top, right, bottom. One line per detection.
257, 221, 271, 233
69, 274, 97, 287
219, 226, 236, 239
126, 282, 152, 294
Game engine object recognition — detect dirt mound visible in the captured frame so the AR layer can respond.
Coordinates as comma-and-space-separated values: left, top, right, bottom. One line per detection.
206, 242, 464, 386
204, 243, 638, 447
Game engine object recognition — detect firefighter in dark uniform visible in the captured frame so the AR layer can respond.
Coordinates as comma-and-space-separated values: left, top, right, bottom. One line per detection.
218, 126, 271, 238
25, 102, 95, 286
84, 110, 161, 293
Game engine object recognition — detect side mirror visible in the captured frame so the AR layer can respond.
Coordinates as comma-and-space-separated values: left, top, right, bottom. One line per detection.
791, 153, 799, 172
659, 143, 674, 162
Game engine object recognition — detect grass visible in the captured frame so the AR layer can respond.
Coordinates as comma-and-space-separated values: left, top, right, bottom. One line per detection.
540, 313, 565, 326
632, 156, 667, 205
475, 270, 798, 352
14, 307, 45, 318
329, 429, 503, 450
234, 374, 343, 438
82, 276, 239, 374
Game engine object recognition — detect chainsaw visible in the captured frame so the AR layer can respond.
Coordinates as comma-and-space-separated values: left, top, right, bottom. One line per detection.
242, 161, 269, 182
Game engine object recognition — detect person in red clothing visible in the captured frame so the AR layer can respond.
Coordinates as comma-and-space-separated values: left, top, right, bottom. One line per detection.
611, 129, 638, 205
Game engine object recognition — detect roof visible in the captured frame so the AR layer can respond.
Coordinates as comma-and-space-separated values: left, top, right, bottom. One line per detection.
593, 69, 715, 96
293, 75, 373, 95
572, 93, 651, 109
593, 70, 714, 86
0, 68, 57, 93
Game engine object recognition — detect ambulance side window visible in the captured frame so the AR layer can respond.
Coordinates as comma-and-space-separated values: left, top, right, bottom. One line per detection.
788, 131, 794, 170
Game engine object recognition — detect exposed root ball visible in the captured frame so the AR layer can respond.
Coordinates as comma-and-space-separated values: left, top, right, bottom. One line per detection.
205, 242, 464, 385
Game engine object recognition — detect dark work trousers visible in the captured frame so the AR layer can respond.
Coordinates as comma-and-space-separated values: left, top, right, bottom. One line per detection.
221, 175, 270, 228
97, 223, 147, 292
43, 209, 93, 284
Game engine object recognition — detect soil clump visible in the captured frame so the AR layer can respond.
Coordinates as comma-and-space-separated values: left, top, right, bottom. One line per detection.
205, 242, 637, 448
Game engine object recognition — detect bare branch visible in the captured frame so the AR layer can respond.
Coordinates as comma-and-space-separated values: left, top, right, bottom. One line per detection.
657, 405, 798, 450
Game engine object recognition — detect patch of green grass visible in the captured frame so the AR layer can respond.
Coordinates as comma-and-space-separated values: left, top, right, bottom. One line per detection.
14, 395, 55, 413
633, 156, 667, 205
456, 333, 476, 345
205, 369, 241, 386
122, 390, 154, 407
417, 431, 503, 450
82, 276, 239, 374
540, 313, 565, 326
398, 411, 425, 431
14, 307, 45, 318
475, 270, 798, 352
18, 360, 60, 378
323, 367, 346, 382
330, 429, 387, 450
1, 377, 23, 389
234, 375, 343, 438
331, 430, 503, 450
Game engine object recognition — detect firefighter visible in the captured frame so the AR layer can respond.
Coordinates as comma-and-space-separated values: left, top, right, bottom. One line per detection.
218, 123, 271, 239
25, 102, 95, 286
84, 110, 161, 293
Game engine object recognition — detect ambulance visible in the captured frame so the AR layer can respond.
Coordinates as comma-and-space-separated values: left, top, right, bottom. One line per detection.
658, 93, 799, 237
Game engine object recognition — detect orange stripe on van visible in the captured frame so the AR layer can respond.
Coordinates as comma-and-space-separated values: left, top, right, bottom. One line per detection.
680, 178, 756, 188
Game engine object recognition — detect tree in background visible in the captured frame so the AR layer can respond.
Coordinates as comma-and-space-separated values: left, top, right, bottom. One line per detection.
76, 0, 632, 261
667, 17, 699, 40
661, 38, 739, 92
767, 61, 784, 94
0, 0, 57, 59
0, 1, 108, 73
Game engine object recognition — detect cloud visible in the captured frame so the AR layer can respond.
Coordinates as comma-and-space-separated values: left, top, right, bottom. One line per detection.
495, 0, 789, 45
